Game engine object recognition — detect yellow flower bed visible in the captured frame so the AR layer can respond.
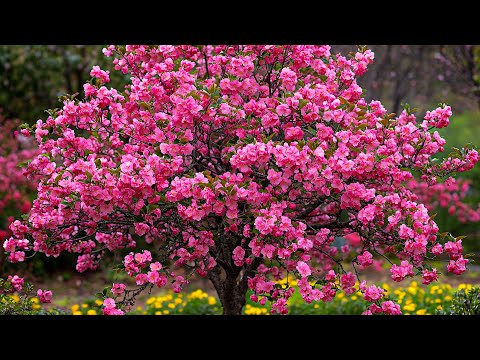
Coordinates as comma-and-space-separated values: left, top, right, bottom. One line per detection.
65, 281, 476, 315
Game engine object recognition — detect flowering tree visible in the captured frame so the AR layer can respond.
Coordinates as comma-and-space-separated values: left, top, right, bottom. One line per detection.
5, 45, 479, 315
0, 116, 38, 269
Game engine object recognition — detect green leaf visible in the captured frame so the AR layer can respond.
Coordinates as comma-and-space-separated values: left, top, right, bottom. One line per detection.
438, 232, 449, 239
54, 173, 63, 184
138, 101, 150, 110
85, 171, 93, 181
298, 99, 308, 109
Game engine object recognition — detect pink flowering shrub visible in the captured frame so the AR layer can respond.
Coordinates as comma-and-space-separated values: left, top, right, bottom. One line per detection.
0, 116, 39, 265
409, 178, 480, 223
5, 45, 479, 315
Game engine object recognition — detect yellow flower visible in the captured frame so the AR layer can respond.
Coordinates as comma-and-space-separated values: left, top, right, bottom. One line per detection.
208, 296, 217, 305
73, 311, 83, 315
136, 306, 143, 311
95, 299, 103, 306
407, 287, 417, 295
188, 289, 208, 300
314, 304, 319, 309
403, 303, 416, 312
436, 305, 442, 310
168, 303, 175, 309
382, 283, 391, 292
351, 296, 358, 301
245, 306, 267, 315
435, 299, 442, 303
87, 309, 97, 315
146, 297, 156, 305
154, 302, 162, 309
175, 298, 183, 305
11, 295, 20, 303
410, 281, 418, 288
33, 304, 41, 310
71, 304, 80, 312
416, 309, 427, 315
155, 311, 162, 315
81, 304, 88, 309
163, 310, 169, 315
31, 297, 39, 304
336, 292, 345, 299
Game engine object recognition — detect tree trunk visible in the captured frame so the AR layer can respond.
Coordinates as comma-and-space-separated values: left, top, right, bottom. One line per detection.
208, 265, 246, 315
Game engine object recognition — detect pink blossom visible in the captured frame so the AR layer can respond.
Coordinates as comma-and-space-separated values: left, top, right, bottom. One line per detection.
103, 298, 116, 308
447, 256, 468, 275
276, 104, 291, 116
8, 275, 24, 291
37, 289, 53, 303
381, 301, 402, 315
421, 269, 438, 285
112, 283, 126, 295
363, 285, 384, 302
357, 251, 373, 267
134, 223, 150, 236
431, 244, 443, 256
284, 126, 303, 141
232, 246, 246, 266
390, 260, 414, 282
296, 261, 312, 278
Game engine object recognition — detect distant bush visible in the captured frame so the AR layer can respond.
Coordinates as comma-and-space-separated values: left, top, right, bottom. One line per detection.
437, 286, 480, 315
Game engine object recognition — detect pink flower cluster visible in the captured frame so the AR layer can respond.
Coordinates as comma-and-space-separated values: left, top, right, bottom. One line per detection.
390, 261, 415, 282
7, 275, 24, 291
103, 298, 124, 315
424, 105, 452, 128
37, 289, 53, 303
4, 45, 477, 315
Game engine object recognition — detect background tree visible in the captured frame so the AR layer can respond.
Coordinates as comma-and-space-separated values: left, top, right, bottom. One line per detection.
0, 45, 127, 124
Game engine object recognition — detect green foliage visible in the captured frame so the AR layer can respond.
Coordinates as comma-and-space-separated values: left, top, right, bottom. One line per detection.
0, 45, 127, 123
437, 286, 480, 315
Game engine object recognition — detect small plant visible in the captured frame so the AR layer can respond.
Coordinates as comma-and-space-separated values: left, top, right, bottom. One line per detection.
437, 285, 480, 315
0, 275, 62, 315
